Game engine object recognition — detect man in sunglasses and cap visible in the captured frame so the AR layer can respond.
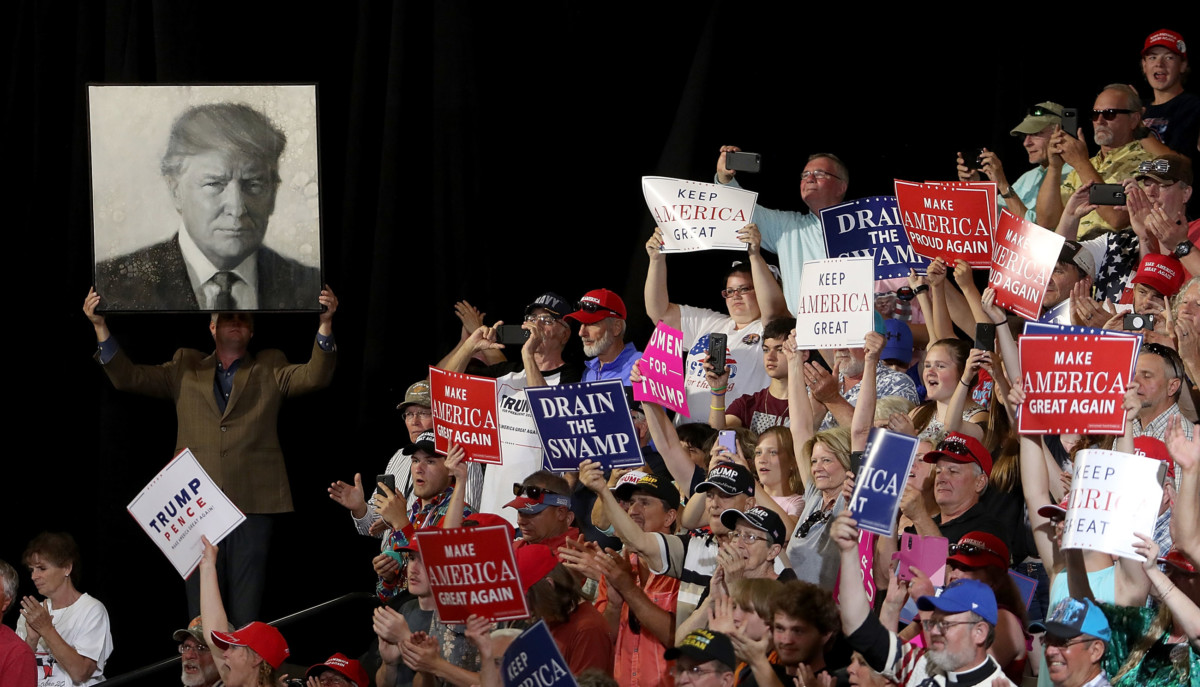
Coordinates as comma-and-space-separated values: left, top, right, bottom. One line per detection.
1043, 84, 1157, 238
833, 511, 1018, 685
507, 470, 578, 551
903, 432, 1012, 555
566, 288, 642, 386
957, 102, 1069, 225
1030, 597, 1112, 687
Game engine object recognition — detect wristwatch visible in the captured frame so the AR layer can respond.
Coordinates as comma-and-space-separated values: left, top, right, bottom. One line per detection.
913, 284, 930, 296
1175, 241, 1194, 259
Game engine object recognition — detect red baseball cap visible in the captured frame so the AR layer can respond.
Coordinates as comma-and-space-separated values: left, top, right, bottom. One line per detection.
306, 654, 369, 687
210, 622, 289, 669
923, 432, 993, 476
1038, 495, 1070, 521
1143, 29, 1187, 56
1132, 253, 1185, 299
566, 289, 627, 324
515, 543, 558, 594
1133, 436, 1176, 480
948, 531, 1010, 569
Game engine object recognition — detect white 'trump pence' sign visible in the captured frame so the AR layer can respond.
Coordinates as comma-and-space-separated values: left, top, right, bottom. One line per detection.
127, 449, 246, 578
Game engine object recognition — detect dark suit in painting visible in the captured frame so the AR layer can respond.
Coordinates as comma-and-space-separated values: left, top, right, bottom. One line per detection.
95, 234, 321, 311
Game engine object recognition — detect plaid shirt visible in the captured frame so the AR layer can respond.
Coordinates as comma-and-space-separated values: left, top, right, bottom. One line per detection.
376, 485, 474, 601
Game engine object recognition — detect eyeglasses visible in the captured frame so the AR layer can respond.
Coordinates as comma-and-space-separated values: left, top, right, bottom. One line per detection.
1092, 109, 1134, 121
925, 618, 980, 634
403, 409, 432, 421
1028, 105, 1063, 118
671, 665, 724, 679
525, 314, 559, 326
1044, 635, 1094, 649
798, 508, 831, 538
721, 285, 754, 299
731, 530, 770, 544
574, 301, 622, 317
178, 643, 210, 655
948, 542, 1001, 559
800, 169, 842, 182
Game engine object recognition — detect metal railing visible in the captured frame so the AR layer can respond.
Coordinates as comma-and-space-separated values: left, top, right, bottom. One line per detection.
103, 592, 377, 687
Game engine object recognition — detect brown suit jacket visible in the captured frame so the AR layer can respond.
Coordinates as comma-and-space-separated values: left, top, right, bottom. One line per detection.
101, 338, 336, 513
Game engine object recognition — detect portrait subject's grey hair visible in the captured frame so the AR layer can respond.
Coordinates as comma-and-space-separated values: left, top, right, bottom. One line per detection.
0, 559, 18, 606
161, 103, 287, 181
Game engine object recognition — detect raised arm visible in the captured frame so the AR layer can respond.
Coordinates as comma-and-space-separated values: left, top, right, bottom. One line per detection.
199, 536, 232, 676
1054, 129, 1129, 231
740, 223, 787, 322
1165, 416, 1200, 562
924, 259, 955, 345
788, 330, 815, 487
1037, 133, 1068, 230
951, 260, 988, 327
317, 285, 337, 338
442, 323, 506, 374
831, 512, 873, 634
578, 459, 665, 570
1013, 384, 1063, 574
645, 228, 681, 330
631, 361, 701, 495
83, 288, 111, 343
851, 331, 883, 452
1133, 533, 1200, 649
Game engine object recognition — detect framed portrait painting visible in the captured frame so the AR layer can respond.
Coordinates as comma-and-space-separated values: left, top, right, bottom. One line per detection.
88, 84, 323, 312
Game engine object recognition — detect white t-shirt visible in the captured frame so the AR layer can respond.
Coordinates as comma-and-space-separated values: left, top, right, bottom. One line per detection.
17, 593, 112, 687
477, 367, 568, 524
677, 305, 769, 424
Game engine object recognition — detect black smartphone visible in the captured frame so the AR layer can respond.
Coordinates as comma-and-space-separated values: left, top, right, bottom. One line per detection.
708, 333, 728, 376
1089, 183, 1127, 206
725, 151, 761, 173
964, 147, 985, 171
497, 325, 531, 346
974, 322, 996, 352
1061, 108, 1078, 137
375, 474, 396, 493
1124, 313, 1156, 331
848, 450, 863, 476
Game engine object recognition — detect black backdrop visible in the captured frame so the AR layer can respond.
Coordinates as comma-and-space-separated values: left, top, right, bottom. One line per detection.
5, 1, 1190, 675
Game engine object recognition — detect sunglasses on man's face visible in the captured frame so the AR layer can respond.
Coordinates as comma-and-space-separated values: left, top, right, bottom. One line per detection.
1091, 108, 1134, 121
513, 484, 551, 500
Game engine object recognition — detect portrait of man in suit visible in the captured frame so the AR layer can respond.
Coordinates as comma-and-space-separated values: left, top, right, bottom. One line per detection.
91, 86, 322, 311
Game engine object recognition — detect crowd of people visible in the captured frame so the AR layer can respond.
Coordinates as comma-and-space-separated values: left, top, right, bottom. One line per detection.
5, 26, 1200, 687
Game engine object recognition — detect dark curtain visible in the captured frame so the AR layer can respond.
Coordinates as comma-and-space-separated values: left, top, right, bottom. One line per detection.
4, 0, 1179, 674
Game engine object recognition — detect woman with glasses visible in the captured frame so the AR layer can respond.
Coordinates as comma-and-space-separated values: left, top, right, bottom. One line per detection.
644, 223, 788, 424
16, 532, 112, 687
